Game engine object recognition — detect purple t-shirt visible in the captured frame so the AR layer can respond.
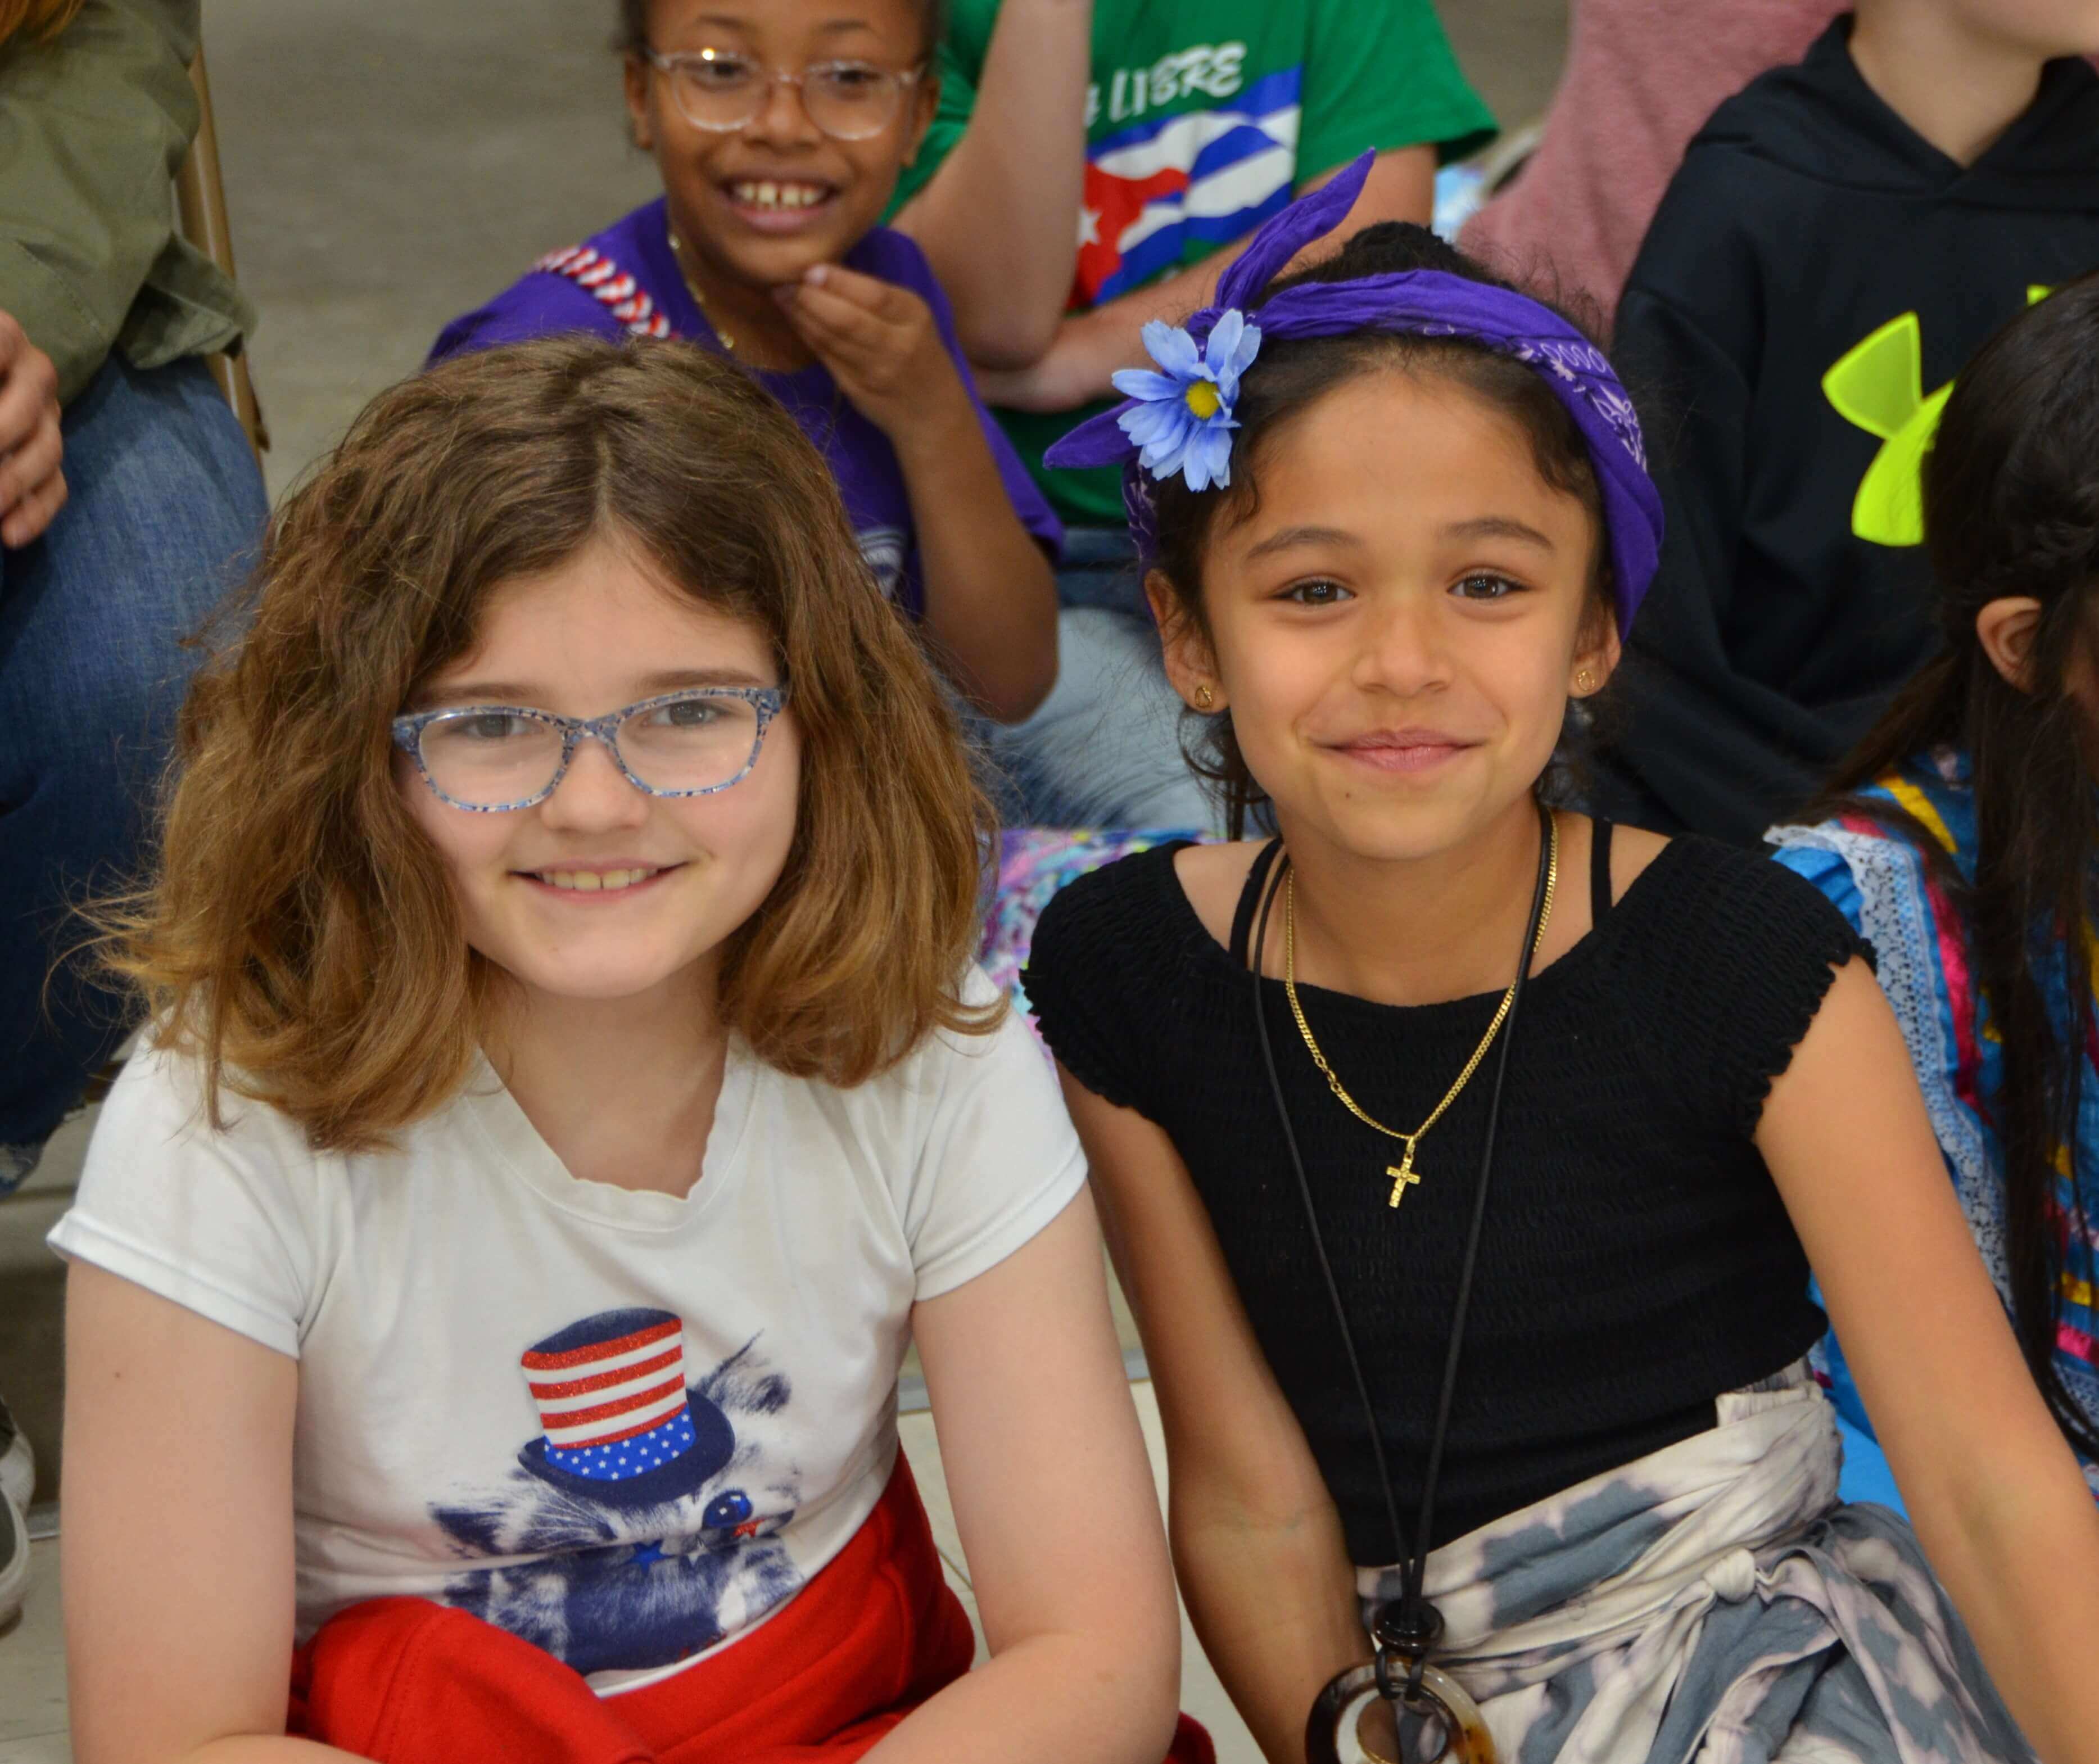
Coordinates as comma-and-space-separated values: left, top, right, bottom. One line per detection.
429, 199, 1062, 621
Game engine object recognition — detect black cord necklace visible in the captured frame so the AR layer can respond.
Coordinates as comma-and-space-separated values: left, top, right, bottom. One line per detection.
1248, 798, 1554, 1764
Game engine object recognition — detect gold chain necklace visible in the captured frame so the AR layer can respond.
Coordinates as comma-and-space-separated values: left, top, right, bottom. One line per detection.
1283, 812, 1559, 1210
667, 226, 735, 354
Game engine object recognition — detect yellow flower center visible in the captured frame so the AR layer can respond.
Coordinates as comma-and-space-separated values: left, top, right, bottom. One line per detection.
1183, 380, 1223, 420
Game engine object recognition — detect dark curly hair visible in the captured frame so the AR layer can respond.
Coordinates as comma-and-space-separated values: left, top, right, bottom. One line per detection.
614, 0, 949, 60
1145, 221, 1618, 836
1810, 270, 2099, 1461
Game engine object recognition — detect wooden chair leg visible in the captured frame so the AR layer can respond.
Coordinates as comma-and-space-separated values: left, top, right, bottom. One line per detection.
173, 48, 268, 460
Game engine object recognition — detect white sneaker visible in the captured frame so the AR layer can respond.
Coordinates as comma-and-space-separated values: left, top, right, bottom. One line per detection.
0, 1484, 26, 1633
0, 1396, 31, 1514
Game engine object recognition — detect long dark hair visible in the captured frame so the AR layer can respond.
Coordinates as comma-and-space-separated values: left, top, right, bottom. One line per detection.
1145, 223, 1617, 837
1811, 271, 2099, 1460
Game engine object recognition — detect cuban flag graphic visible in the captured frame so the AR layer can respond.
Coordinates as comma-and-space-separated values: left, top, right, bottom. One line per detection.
1075, 65, 1303, 308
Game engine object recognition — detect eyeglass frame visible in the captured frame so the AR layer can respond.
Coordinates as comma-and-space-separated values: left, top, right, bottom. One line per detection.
640, 46, 924, 141
390, 686, 790, 813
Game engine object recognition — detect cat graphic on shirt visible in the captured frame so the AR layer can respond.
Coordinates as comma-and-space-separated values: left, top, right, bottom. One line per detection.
429, 1315, 804, 1676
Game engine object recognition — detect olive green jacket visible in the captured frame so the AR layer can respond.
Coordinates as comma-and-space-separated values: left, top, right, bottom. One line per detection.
0, 0, 254, 406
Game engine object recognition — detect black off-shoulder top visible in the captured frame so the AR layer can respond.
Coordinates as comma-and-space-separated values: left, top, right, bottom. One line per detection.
1024, 830, 1870, 1559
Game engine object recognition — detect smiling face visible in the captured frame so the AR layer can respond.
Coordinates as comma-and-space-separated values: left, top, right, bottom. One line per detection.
1157, 369, 1616, 863
398, 535, 800, 1017
624, 0, 937, 292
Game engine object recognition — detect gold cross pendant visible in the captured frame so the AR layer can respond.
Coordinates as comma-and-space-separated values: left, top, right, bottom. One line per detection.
1386, 1139, 1421, 1208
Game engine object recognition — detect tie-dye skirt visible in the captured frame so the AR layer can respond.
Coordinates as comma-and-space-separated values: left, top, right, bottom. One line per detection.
1356, 1367, 2032, 1763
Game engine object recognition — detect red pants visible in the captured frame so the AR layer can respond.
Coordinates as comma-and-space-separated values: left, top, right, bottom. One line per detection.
289, 1455, 1213, 1764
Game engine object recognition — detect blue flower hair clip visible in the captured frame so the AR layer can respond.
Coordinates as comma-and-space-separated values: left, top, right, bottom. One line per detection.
1111, 310, 1263, 492
1047, 153, 1665, 632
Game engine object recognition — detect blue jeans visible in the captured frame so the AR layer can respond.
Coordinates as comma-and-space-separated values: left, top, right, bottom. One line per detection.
988, 528, 1224, 833
0, 355, 266, 1186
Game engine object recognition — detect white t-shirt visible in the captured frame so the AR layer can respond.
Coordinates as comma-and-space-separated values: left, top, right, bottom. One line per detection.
48, 973, 1085, 1691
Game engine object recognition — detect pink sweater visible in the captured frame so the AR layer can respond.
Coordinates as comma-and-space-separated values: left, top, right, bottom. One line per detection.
1460, 0, 1843, 329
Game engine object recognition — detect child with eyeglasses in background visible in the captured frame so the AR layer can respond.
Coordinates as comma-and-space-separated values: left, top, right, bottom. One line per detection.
433, 0, 1060, 727
51, 337, 1187, 1764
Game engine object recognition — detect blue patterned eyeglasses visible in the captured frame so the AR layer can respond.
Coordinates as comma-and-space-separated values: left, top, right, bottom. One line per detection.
391, 687, 788, 812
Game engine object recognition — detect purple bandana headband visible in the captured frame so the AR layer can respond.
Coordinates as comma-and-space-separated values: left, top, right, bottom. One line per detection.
1043, 153, 1664, 634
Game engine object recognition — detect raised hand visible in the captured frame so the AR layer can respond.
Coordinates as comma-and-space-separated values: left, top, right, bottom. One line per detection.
773, 263, 970, 445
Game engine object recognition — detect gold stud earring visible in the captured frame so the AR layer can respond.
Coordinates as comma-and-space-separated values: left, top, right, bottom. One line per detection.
1575, 669, 1595, 692
1194, 683, 1216, 709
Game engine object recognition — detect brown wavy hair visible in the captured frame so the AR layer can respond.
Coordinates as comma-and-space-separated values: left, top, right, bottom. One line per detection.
95, 334, 997, 1149
0, 0, 82, 46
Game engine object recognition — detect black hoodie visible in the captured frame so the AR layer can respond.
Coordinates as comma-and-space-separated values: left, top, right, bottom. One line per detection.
1599, 17, 2099, 844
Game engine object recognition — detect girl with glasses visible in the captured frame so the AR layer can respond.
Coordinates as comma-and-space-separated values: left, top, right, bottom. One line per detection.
432, 0, 1061, 727
52, 337, 1186, 1764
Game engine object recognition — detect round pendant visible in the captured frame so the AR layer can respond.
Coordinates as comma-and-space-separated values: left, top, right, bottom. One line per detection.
1306, 1658, 1497, 1764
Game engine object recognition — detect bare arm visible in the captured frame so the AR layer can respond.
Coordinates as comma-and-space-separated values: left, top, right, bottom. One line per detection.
890, 0, 1095, 369
1759, 961, 2099, 1764
1064, 1071, 1365, 1764
779, 265, 1057, 722
868, 1189, 1181, 1764
976, 147, 1436, 415
63, 1263, 360, 1764
893, 388, 1059, 723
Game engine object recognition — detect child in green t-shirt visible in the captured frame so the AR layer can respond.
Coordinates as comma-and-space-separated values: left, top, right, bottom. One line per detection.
890, 0, 1494, 830
892, 0, 1495, 530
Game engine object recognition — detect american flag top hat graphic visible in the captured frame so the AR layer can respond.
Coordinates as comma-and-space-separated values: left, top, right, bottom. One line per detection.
516, 1308, 735, 1511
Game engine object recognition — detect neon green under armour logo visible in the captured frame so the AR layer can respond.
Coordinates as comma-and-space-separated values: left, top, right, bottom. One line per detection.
1822, 288, 2050, 546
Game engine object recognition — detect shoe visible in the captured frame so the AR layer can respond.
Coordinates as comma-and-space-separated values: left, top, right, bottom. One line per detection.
0, 1140, 39, 1196
0, 1481, 26, 1633
0, 1395, 33, 1514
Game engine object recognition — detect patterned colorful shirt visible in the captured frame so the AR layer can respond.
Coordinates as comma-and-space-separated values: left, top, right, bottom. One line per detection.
978, 828, 1207, 1036
1772, 748, 2099, 1489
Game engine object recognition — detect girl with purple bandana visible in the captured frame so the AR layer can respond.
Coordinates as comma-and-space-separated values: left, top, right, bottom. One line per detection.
431, 0, 1061, 725
1022, 159, 2099, 1762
